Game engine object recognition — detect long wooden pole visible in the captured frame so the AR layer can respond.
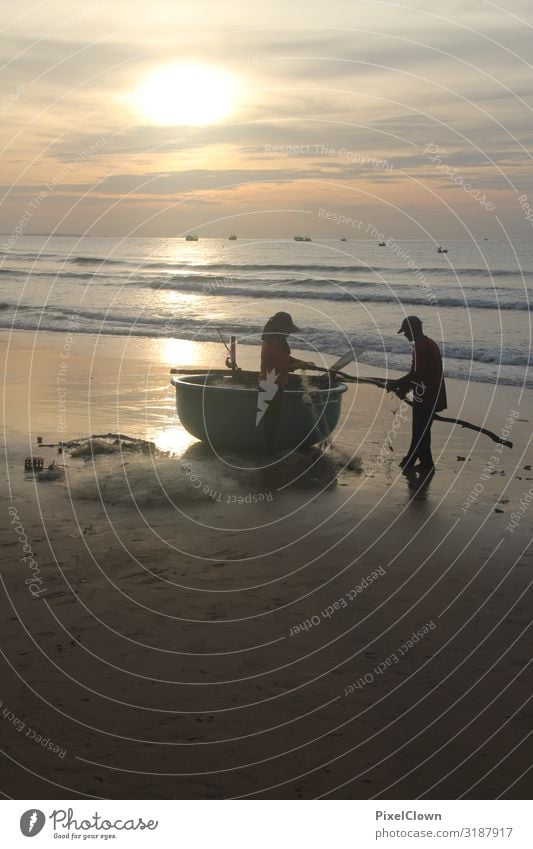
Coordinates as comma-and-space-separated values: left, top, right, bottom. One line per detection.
319, 367, 513, 449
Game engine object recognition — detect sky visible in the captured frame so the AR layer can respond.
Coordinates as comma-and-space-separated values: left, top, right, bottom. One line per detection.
1, 0, 533, 240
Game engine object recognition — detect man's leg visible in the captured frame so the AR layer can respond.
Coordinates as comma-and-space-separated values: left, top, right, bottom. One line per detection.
264, 388, 283, 453
416, 405, 434, 468
401, 431, 418, 466
401, 404, 433, 468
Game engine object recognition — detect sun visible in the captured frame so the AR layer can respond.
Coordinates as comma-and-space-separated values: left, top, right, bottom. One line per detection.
133, 63, 237, 126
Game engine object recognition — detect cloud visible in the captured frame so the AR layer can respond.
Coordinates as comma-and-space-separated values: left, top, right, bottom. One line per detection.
1, 0, 532, 236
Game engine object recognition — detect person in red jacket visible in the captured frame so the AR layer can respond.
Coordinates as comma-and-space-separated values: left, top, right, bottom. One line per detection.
259, 312, 315, 452
386, 315, 447, 472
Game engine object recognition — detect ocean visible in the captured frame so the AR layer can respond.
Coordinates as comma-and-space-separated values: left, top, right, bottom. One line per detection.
0, 235, 531, 387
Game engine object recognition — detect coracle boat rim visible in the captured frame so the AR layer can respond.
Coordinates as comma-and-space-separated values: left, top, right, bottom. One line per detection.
170, 374, 348, 397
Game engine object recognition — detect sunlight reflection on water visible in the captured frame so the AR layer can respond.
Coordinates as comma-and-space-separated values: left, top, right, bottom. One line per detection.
150, 424, 197, 455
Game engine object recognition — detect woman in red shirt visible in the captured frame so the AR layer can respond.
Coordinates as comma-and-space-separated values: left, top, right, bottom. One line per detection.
259, 312, 315, 452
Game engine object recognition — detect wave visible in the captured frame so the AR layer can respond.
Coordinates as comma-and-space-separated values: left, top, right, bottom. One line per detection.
0, 302, 33, 309
3, 252, 532, 290
63, 258, 374, 274
1, 306, 530, 370
144, 261, 533, 278
6, 250, 531, 280
0, 267, 99, 280
149, 262, 533, 279
162, 264, 527, 281
68, 256, 129, 266
145, 278, 531, 311
373, 267, 532, 279
0, 250, 64, 261
0, 250, 126, 267
170, 262, 371, 273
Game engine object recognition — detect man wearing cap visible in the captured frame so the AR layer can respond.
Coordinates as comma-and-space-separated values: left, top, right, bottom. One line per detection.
259, 312, 315, 452
387, 316, 447, 472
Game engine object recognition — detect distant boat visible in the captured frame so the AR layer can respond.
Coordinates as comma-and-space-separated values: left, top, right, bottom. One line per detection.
378, 241, 386, 246
185, 234, 199, 241
437, 246, 448, 253
340, 238, 347, 241
228, 234, 237, 240
294, 235, 312, 242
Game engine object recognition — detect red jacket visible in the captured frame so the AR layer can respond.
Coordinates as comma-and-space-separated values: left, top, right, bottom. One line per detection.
260, 336, 297, 388
400, 335, 447, 412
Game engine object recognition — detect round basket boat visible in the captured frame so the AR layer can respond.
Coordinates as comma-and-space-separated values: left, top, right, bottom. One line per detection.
171, 372, 347, 451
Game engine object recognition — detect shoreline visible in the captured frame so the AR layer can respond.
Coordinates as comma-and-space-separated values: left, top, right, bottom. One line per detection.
1, 321, 529, 391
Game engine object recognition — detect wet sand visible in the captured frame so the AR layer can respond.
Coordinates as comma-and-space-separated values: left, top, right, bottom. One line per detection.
1, 330, 532, 799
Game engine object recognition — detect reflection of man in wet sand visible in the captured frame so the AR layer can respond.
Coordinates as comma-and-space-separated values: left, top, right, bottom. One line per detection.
387, 315, 447, 472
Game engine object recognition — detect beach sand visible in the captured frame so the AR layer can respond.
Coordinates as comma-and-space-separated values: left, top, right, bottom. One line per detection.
1, 329, 532, 799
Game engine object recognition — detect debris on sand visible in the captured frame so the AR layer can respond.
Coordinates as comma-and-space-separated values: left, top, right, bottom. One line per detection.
65, 434, 163, 459
24, 456, 44, 471
37, 462, 64, 481
345, 454, 363, 473
70, 439, 119, 458
24, 458, 65, 482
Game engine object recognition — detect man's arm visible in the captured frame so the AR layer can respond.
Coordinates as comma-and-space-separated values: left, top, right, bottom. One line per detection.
289, 357, 317, 370
386, 340, 431, 397
267, 344, 315, 375
386, 377, 410, 397
385, 364, 414, 397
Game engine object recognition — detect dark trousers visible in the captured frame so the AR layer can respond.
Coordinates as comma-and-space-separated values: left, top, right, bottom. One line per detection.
406, 403, 434, 467
264, 388, 284, 452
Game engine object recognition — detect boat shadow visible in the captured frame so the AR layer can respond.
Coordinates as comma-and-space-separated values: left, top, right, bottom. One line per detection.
180, 441, 349, 495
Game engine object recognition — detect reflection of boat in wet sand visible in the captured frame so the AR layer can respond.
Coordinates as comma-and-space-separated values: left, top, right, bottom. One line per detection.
185, 234, 199, 241
171, 371, 347, 451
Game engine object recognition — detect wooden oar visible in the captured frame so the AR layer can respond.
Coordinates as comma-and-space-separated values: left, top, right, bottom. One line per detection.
170, 367, 232, 375
310, 367, 513, 449
327, 347, 363, 373
428, 411, 512, 448
170, 346, 362, 376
